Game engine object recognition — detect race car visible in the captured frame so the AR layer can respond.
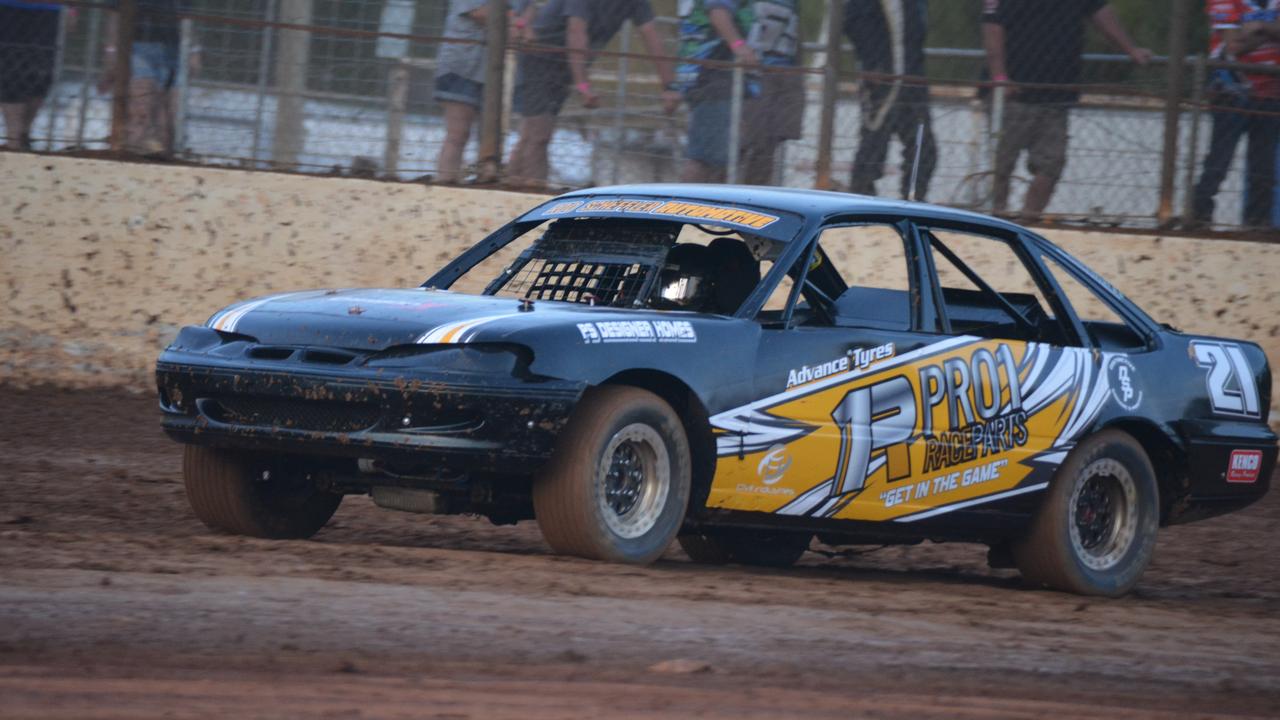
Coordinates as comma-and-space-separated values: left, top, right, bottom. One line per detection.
157, 185, 1276, 596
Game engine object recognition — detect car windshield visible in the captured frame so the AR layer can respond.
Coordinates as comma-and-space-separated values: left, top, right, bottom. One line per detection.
481, 217, 788, 314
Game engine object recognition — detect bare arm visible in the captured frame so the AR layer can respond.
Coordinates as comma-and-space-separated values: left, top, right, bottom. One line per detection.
637, 20, 680, 114
566, 15, 598, 107
981, 21, 1007, 80
1091, 6, 1152, 64
709, 6, 757, 65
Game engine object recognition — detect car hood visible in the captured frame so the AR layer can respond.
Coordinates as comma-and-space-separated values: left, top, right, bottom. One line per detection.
204, 288, 709, 352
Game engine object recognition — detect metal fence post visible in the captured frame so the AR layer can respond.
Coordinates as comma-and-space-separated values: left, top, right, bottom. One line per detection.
1158, 0, 1192, 226
989, 85, 1005, 212
476, 0, 508, 183
611, 20, 632, 185
110, 0, 136, 152
173, 17, 192, 155
251, 0, 278, 166
1182, 53, 1207, 224
814, 0, 843, 189
272, 0, 312, 170
75, 7, 102, 148
384, 60, 410, 177
727, 64, 744, 184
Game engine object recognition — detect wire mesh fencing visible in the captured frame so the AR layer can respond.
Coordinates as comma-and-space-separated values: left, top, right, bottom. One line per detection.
2, 0, 1278, 234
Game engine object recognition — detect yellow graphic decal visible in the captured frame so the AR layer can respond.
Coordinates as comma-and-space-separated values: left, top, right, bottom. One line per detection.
709, 338, 1111, 523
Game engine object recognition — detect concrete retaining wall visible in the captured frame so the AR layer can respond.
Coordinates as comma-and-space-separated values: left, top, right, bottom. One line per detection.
2, 153, 1278, 422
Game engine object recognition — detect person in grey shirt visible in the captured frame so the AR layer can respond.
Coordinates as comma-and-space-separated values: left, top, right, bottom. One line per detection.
434, 0, 499, 183
507, 0, 679, 188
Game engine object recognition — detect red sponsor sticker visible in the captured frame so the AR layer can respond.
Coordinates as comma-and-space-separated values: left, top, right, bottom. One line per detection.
1226, 449, 1263, 484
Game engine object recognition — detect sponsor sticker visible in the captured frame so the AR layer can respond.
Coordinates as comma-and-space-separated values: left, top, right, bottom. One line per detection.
541, 198, 780, 230
1107, 356, 1143, 411
786, 342, 895, 389
577, 320, 697, 344
757, 444, 792, 485
1226, 449, 1262, 484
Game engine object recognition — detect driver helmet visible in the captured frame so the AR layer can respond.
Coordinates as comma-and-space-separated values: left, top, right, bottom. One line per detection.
657, 243, 710, 309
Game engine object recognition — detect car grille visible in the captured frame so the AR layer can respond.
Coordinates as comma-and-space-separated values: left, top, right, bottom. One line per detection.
201, 396, 381, 433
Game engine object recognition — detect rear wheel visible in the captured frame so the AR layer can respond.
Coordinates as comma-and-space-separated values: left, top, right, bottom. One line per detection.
533, 386, 691, 564
183, 445, 342, 539
1013, 429, 1158, 596
678, 529, 811, 568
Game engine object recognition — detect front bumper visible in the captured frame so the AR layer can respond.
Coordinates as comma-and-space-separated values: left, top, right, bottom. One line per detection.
156, 358, 585, 472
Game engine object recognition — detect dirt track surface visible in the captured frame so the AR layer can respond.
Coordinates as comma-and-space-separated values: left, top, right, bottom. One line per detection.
1, 387, 1278, 718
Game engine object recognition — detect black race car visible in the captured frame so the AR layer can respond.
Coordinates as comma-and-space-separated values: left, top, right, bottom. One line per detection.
157, 185, 1276, 596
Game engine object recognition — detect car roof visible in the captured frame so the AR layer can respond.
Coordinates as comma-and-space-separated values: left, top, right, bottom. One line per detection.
553, 184, 1027, 235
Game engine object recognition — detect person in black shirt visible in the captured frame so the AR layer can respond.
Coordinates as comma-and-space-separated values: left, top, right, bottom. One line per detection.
844, 0, 935, 201
0, 2, 63, 150
982, 0, 1150, 220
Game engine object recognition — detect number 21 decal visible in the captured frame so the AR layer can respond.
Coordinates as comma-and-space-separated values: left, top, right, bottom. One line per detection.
1191, 341, 1261, 418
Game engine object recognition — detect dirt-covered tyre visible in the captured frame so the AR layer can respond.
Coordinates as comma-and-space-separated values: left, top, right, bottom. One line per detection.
678, 529, 811, 568
183, 445, 342, 539
1012, 429, 1159, 597
532, 386, 692, 565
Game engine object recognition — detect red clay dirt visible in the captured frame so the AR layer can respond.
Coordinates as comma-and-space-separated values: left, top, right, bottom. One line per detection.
0, 386, 1277, 719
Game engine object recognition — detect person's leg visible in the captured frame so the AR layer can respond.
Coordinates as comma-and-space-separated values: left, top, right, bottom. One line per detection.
1021, 104, 1069, 220
849, 89, 893, 195
1242, 99, 1280, 227
509, 113, 555, 186
1192, 97, 1250, 224
991, 101, 1029, 214
897, 94, 936, 201
739, 140, 775, 185
681, 97, 730, 184
436, 100, 477, 183
1, 103, 28, 147
126, 76, 161, 152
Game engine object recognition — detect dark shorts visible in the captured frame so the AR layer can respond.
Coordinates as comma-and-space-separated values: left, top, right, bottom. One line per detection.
997, 100, 1070, 180
130, 41, 178, 87
684, 97, 732, 168
434, 72, 483, 107
513, 51, 570, 117
0, 6, 59, 104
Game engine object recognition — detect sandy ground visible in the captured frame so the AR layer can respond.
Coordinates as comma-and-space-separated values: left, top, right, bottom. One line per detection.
0, 386, 1277, 719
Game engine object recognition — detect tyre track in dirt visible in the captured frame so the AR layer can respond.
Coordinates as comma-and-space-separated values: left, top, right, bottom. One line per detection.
1, 387, 1277, 718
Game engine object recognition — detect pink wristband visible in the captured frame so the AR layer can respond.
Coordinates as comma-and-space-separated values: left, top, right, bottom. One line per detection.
731, 38, 746, 50
993, 73, 1008, 83
576, 82, 591, 94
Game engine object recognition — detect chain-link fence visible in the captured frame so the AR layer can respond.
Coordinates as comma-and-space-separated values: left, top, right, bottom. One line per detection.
2, 0, 1277, 234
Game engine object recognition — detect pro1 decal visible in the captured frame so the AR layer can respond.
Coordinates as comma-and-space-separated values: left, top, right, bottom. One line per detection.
577, 320, 697, 344
1226, 449, 1263, 484
1106, 356, 1143, 411
1191, 341, 1261, 418
707, 339, 1113, 522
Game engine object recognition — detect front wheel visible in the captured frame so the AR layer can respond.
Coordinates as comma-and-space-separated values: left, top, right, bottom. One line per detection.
183, 445, 342, 539
1013, 429, 1159, 597
533, 386, 692, 564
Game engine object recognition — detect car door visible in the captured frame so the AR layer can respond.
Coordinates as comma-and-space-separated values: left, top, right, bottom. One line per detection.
704, 219, 949, 518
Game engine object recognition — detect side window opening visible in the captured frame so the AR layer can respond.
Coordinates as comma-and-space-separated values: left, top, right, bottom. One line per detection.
796, 223, 914, 331
1040, 253, 1147, 351
925, 229, 1069, 346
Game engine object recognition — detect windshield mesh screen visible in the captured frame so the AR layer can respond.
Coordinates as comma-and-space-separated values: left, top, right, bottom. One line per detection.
493, 219, 677, 308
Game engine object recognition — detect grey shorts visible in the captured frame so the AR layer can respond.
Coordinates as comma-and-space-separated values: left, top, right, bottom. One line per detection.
513, 52, 570, 117
997, 100, 1069, 180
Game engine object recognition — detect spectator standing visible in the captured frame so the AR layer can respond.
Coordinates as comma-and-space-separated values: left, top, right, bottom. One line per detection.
506, 0, 679, 188
677, 0, 758, 183
1192, 0, 1280, 229
982, 0, 1150, 221
101, 0, 183, 155
0, 1, 62, 150
844, 0, 934, 200
740, 1, 802, 185
433, 0, 508, 184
